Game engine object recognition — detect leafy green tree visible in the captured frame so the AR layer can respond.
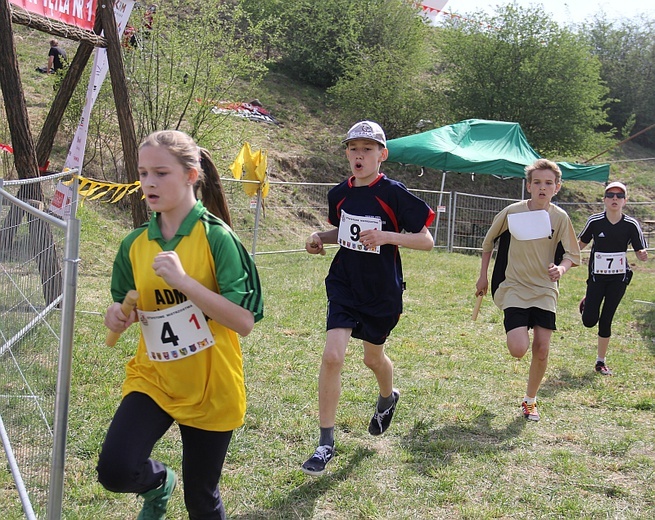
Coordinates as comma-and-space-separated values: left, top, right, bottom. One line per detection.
241, 0, 444, 136
327, 2, 448, 138
60, 1, 266, 183
583, 17, 655, 147
240, 0, 436, 94
124, 0, 266, 144
328, 48, 447, 139
270, 0, 367, 88
237, 0, 288, 62
435, 5, 611, 155
241, 0, 366, 88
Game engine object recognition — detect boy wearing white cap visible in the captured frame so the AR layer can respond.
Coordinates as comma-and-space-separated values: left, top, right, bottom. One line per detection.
578, 181, 648, 375
301, 121, 435, 475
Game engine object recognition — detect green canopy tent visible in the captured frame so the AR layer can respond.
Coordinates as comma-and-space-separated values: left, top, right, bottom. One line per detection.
386, 119, 610, 248
386, 118, 610, 182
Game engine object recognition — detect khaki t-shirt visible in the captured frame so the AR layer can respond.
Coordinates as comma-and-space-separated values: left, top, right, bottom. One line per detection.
482, 200, 580, 313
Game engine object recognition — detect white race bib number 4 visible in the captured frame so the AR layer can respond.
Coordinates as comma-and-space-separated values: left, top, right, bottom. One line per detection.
138, 300, 215, 362
337, 210, 382, 254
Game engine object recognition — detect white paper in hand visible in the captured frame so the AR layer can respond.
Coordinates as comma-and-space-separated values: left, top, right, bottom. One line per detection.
507, 210, 551, 240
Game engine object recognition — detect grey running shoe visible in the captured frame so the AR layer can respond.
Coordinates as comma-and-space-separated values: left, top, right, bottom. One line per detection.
368, 389, 400, 436
301, 445, 335, 476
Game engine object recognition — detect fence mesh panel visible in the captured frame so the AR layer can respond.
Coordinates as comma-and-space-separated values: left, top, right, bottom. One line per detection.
1, 174, 71, 519
222, 179, 451, 253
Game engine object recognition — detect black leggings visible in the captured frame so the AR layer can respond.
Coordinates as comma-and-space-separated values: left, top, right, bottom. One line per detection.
582, 278, 627, 338
96, 392, 233, 520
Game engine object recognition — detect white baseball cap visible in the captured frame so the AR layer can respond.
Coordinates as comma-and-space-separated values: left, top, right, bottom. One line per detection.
605, 181, 627, 196
342, 121, 386, 147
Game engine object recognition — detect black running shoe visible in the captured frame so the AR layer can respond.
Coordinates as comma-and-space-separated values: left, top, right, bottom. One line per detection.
301, 445, 334, 476
368, 389, 400, 436
595, 361, 613, 376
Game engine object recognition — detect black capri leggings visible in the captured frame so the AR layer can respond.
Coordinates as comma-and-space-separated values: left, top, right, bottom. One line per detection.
96, 391, 233, 520
581, 278, 627, 338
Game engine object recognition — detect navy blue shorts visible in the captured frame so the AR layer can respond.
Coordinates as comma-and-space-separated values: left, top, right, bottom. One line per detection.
326, 301, 399, 346
503, 306, 556, 333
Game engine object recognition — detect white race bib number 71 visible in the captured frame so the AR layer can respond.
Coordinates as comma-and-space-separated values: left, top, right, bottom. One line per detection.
593, 251, 627, 275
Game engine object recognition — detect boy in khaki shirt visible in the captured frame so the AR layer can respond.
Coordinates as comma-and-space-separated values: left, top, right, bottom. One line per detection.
476, 159, 580, 422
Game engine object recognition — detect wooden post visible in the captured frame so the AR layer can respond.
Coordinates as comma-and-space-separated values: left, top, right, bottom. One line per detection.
100, 2, 148, 228
0, 0, 43, 254
0, 0, 41, 187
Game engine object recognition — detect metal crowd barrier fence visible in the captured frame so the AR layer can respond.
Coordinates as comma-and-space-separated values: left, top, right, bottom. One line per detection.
453, 195, 655, 254
0, 171, 80, 520
220, 178, 452, 254
221, 180, 655, 256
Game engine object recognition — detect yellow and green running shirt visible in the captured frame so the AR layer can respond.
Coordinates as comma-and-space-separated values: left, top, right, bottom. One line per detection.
110, 201, 263, 432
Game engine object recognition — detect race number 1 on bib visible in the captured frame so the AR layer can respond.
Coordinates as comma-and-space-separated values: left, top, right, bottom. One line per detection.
338, 211, 382, 254
593, 252, 627, 275
138, 300, 215, 361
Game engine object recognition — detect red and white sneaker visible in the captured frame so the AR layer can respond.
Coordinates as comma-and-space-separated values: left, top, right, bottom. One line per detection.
521, 400, 540, 422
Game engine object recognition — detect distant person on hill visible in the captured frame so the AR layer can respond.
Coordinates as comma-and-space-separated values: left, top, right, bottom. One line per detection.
578, 181, 648, 376
38, 39, 67, 74
475, 159, 580, 422
97, 130, 263, 519
301, 120, 435, 476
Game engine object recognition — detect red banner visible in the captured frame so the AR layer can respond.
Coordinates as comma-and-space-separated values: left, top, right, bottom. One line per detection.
9, 0, 98, 31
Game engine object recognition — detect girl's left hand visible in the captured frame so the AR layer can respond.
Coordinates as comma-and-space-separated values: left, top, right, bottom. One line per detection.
152, 251, 187, 288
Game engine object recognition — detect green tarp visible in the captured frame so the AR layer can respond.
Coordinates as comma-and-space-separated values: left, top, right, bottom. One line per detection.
386, 119, 610, 182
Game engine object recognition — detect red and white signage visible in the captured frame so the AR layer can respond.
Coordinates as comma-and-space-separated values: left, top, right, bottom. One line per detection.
9, 0, 98, 31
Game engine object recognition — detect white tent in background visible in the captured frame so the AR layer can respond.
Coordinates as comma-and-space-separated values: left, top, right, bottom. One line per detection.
419, 0, 450, 22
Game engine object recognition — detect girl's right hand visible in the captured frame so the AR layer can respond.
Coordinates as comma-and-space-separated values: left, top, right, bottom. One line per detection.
104, 302, 137, 333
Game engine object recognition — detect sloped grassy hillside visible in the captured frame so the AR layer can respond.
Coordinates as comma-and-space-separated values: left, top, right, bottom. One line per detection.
3, 24, 655, 205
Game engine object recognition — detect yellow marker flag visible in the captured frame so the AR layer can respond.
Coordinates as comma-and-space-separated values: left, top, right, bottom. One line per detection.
229, 143, 248, 179
254, 150, 269, 198
230, 143, 269, 198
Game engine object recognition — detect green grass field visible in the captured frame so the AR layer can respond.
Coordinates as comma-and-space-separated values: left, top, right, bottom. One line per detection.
3, 210, 654, 519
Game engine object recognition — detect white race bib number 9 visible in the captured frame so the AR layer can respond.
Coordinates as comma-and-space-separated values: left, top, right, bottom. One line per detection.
337, 210, 382, 254
593, 252, 627, 275
138, 300, 215, 362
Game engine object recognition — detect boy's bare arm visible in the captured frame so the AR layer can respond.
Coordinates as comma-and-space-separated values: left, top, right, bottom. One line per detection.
306, 228, 338, 255
548, 258, 574, 282
476, 251, 492, 296
359, 226, 433, 251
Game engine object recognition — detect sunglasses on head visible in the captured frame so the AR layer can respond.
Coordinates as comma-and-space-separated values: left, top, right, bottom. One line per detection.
604, 192, 625, 199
